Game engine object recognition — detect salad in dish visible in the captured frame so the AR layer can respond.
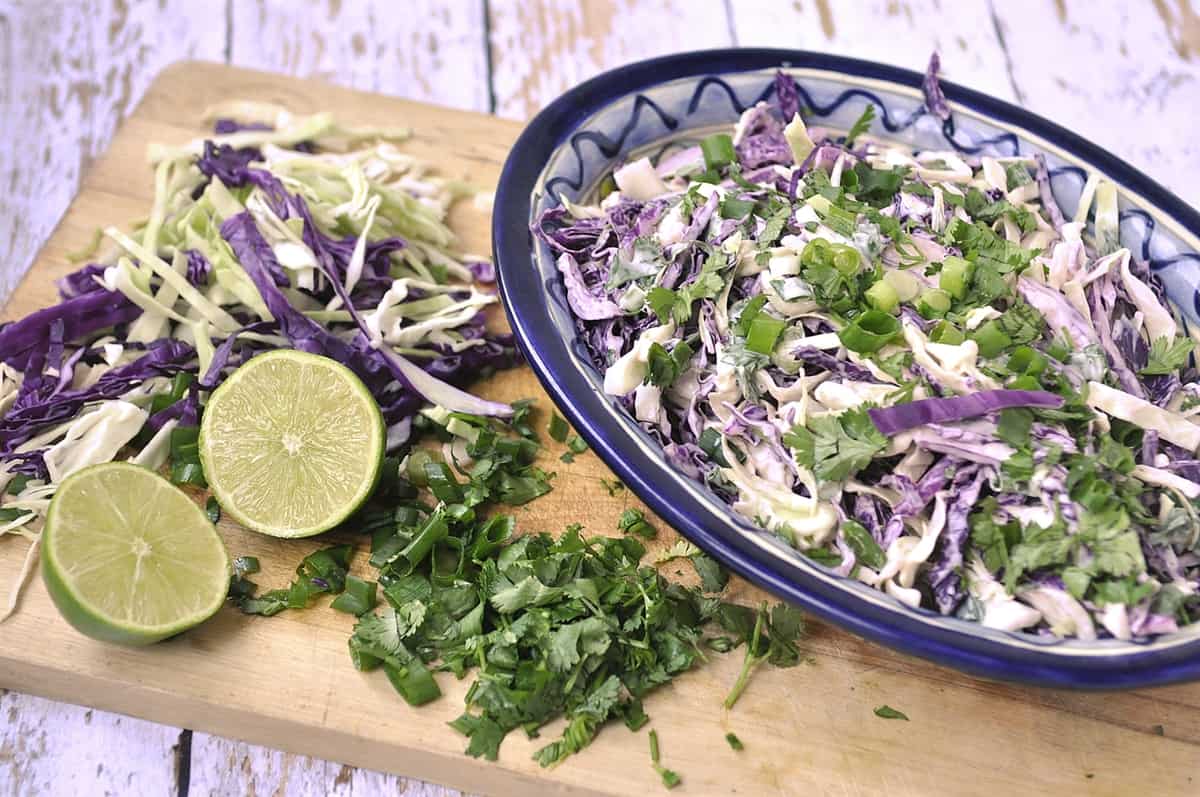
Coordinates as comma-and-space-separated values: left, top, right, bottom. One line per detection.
535, 57, 1200, 641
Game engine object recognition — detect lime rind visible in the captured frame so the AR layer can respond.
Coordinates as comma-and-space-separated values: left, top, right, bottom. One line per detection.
42, 462, 231, 646
199, 350, 385, 538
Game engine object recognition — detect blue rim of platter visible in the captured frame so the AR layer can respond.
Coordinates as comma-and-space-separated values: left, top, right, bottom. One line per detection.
492, 48, 1200, 689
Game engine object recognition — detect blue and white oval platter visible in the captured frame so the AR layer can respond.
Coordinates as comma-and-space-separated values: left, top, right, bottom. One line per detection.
492, 49, 1200, 689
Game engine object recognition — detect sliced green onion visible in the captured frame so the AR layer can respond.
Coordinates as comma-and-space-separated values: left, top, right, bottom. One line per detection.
383, 660, 441, 706
838, 310, 900, 354
700, 133, 736, 171
939, 255, 973, 300
930, 320, 965, 345
800, 238, 832, 268
597, 174, 617, 200
405, 449, 438, 486
881, 269, 921, 302
971, 320, 1012, 358
1008, 375, 1042, 391
746, 315, 786, 354
1007, 345, 1047, 377
865, 280, 899, 314
821, 205, 858, 238
734, 295, 768, 336
720, 196, 756, 219
917, 288, 952, 319
830, 243, 861, 276
330, 575, 378, 616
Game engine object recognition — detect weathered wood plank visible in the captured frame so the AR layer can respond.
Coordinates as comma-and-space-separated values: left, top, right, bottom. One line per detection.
0, 689, 182, 797
994, 0, 1200, 207
0, 0, 227, 304
487, 0, 734, 120
727, 0, 1018, 101
228, 0, 490, 112
188, 733, 468, 797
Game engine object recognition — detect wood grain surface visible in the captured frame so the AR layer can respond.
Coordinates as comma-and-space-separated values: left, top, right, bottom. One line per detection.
2, 2, 1200, 795
3, 60, 1200, 797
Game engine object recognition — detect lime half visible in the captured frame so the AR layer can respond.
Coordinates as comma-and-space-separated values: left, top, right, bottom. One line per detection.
42, 462, 231, 646
199, 349, 384, 538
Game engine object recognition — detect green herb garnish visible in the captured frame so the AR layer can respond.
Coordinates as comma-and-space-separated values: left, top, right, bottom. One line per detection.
874, 705, 909, 720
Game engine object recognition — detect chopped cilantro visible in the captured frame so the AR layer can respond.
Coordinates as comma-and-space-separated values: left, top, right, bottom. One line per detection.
601, 478, 625, 496
649, 729, 681, 789
205, 496, 221, 524
844, 103, 876, 147
874, 705, 909, 720
646, 340, 694, 388
785, 407, 888, 482
548, 412, 570, 443
230, 544, 353, 616
618, 507, 656, 539
1140, 336, 1195, 376
723, 602, 806, 709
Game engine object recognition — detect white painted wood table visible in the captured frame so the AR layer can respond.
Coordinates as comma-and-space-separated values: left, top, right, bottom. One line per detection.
1, 1, 1198, 794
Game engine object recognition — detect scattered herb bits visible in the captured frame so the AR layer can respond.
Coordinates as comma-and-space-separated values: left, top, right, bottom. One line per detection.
873, 705, 909, 721
548, 411, 570, 443
618, 507, 656, 539
649, 729, 681, 789
205, 496, 221, 524
725, 732, 744, 751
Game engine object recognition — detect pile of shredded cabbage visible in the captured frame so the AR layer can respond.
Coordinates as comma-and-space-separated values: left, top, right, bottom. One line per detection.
0, 101, 516, 620
535, 57, 1200, 640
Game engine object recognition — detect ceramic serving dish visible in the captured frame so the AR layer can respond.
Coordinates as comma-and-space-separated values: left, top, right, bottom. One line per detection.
492, 48, 1200, 688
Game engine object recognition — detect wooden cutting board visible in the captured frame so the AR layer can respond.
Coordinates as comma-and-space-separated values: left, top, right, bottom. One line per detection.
1, 61, 1198, 797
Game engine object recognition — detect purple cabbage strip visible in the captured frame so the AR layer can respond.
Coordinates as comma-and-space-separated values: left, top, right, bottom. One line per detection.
929, 465, 987, 614
468, 261, 496, 283
1017, 277, 1097, 350
185, 249, 212, 286
212, 119, 272, 135
773, 70, 801, 121
1087, 276, 1146, 398
556, 254, 622, 321
922, 52, 951, 121
0, 289, 141, 371
793, 347, 885, 383
196, 140, 292, 219
868, 390, 1063, 436
880, 457, 957, 548
56, 263, 108, 299
290, 196, 514, 418
1, 339, 195, 456
1033, 154, 1066, 230
532, 207, 608, 257
852, 493, 889, 544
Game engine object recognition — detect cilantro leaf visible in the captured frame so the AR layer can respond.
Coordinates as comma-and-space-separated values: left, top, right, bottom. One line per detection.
645, 340, 694, 388
1005, 519, 1074, 592
548, 412, 570, 443
852, 162, 906, 207
874, 705, 909, 720
785, 407, 887, 482
844, 103, 876, 147
691, 552, 728, 593
1140, 336, 1195, 376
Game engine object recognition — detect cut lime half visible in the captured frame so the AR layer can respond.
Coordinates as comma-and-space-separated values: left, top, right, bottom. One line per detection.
199, 349, 385, 538
42, 462, 231, 646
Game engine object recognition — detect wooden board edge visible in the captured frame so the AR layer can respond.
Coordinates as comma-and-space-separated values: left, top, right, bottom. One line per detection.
0, 653, 602, 797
